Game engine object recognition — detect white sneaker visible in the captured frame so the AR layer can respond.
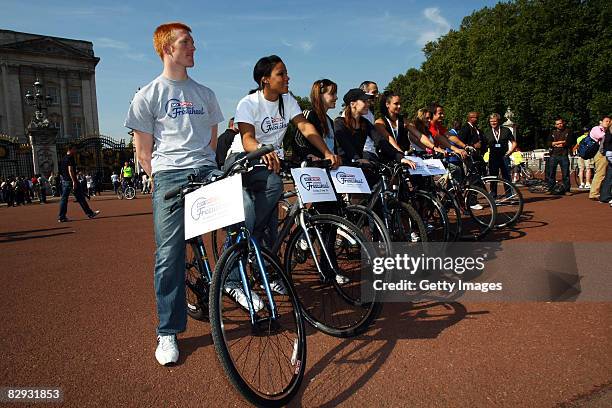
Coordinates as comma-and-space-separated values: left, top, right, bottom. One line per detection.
585, 183, 591, 189
225, 281, 264, 312
155, 335, 179, 366
578, 183, 585, 189
410, 232, 421, 242
262, 278, 287, 295
470, 204, 484, 211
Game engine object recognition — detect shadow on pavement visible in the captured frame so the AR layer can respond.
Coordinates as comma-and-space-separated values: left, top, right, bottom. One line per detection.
0, 226, 75, 243
292, 301, 488, 407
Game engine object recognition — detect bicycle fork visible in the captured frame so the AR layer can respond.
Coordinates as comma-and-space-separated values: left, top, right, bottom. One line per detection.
235, 234, 278, 325
297, 210, 336, 283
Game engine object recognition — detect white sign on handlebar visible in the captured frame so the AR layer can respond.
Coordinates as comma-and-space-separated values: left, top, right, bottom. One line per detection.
184, 174, 245, 240
404, 156, 448, 176
329, 166, 371, 194
291, 168, 337, 203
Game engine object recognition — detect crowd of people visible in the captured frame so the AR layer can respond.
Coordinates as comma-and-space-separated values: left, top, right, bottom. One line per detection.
0, 174, 52, 206
542, 115, 611, 203
121, 21, 612, 366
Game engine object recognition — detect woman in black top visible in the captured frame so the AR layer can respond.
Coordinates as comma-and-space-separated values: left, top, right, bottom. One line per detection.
374, 91, 442, 154
334, 88, 415, 168
295, 79, 338, 160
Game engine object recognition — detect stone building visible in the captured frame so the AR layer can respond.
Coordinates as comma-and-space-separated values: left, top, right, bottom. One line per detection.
0, 29, 100, 143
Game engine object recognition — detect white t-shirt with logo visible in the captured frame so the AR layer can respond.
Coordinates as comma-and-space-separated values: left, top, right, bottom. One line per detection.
124, 75, 224, 174
233, 91, 302, 158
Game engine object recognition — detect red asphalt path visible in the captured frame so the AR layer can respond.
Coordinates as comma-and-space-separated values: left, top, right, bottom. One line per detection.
0, 189, 610, 407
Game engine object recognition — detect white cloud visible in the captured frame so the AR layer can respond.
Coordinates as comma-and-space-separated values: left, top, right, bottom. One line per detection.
95, 38, 129, 51
418, 7, 451, 45
347, 8, 451, 47
282, 39, 314, 53
94, 37, 150, 62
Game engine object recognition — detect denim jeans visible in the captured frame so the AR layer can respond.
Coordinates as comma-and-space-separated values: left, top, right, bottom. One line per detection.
58, 179, 94, 220
152, 166, 217, 336
242, 166, 284, 247
547, 155, 570, 191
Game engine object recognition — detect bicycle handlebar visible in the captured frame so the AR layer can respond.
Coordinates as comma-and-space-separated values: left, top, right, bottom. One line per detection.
163, 144, 275, 201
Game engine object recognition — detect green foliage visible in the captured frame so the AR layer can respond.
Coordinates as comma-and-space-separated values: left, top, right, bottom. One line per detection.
386, 0, 611, 148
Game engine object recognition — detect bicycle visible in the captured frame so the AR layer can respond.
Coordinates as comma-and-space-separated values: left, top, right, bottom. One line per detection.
464, 153, 524, 228
215, 159, 383, 338
164, 146, 306, 406
429, 152, 497, 240
117, 180, 136, 200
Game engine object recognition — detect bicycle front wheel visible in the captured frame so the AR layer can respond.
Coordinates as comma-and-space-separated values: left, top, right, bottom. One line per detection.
411, 191, 450, 242
284, 214, 380, 338
125, 186, 136, 200
481, 177, 523, 228
388, 201, 429, 243
209, 242, 306, 407
453, 185, 497, 241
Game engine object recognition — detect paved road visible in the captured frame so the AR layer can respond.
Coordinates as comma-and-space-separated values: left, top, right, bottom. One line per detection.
1, 189, 610, 407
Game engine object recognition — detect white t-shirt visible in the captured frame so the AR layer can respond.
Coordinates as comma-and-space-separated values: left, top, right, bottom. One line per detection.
124, 75, 224, 174
233, 91, 302, 158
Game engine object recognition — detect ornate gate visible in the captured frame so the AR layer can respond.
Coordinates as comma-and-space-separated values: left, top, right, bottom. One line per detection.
0, 135, 34, 178
56, 135, 132, 186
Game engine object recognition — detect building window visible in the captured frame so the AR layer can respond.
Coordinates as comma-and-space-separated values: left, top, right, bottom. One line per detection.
69, 88, 81, 106
47, 86, 59, 105
72, 119, 82, 138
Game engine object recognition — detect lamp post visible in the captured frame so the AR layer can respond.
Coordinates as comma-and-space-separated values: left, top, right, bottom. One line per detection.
25, 78, 58, 177
25, 78, 53, 128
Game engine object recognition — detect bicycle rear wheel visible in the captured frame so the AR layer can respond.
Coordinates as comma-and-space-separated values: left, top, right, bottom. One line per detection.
185, 239, 209, 321
284, 214, 380, 338
481, 177, 524, 228
209, 242, 306, 407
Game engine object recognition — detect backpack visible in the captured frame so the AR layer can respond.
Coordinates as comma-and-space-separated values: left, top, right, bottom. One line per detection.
577, 135, 600, 159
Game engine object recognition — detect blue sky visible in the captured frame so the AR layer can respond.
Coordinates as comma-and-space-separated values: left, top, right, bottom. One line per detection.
1, 0, 500, 141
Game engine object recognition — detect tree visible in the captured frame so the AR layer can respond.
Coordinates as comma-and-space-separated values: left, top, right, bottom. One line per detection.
386, 0, 611, 149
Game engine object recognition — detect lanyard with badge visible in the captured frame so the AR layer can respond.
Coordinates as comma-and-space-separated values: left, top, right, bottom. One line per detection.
493, 127, 502, 148
386, 117, 399, 140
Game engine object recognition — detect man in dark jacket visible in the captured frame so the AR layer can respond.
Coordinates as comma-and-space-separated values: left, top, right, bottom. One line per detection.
215, 117, 239, 169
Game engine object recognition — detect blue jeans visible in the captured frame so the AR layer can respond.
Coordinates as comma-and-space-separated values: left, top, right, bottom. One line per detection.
152, 166, 217, 336
58, 179, 94, 220
242, 167, 283, 248
547, 155, 570, 191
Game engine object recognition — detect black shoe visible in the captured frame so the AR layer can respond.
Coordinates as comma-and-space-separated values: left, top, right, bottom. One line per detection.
88, 210, 100, 219
58, 218, 69, 223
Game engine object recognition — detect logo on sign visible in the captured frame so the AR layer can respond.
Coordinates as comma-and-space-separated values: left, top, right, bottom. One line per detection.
335, 171, 363, 185
165, 98, 205, 119
261, 116, 288, 134
300, 173, 330, 192
191, 196, 222, 220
